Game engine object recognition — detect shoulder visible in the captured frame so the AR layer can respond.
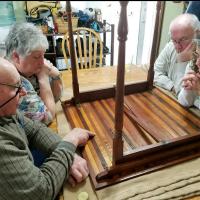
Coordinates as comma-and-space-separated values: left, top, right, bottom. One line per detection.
26, 75, 40, 93
21, 76, 34, 91
163, 42, 176, 53
158, 42, 176, 58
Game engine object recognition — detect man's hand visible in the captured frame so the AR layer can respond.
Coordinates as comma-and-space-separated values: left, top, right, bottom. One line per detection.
177, 42, 193, 62
68, 154, 89, 187
63, 128, 95, 147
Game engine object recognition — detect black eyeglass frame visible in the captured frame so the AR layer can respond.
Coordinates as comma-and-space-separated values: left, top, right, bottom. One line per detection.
0, 82, 22, 108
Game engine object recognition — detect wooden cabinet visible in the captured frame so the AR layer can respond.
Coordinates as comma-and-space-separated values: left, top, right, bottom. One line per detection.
44, 21, 115, 70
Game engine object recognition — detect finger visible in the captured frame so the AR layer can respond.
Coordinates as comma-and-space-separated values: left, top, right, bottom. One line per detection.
182, 75, 195, 82
79, 167, 89, 180
186, 81, 193, 88
88, 131, 95, 138
84, 163, 89, 175
71, 168, 83, 183
68, 175, 77, 187
187, 70, 196, 75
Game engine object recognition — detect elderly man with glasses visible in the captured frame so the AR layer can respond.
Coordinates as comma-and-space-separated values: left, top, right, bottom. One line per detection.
0, 57, 94, 200
154, 13, 200, 96
4, 22, 65, 167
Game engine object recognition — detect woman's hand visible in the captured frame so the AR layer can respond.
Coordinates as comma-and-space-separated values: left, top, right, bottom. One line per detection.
182, 71, 200, 93
36, 59, 59, 78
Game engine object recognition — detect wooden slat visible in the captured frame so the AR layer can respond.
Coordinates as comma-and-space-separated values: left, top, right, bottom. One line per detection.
125, 94, 175, 140
83, 32, 87, 68
88, 33, 92, 68
142, 91, 199, 134
76, 34, 83, 69
62, 88, 200, 189
152, 89, 200, 127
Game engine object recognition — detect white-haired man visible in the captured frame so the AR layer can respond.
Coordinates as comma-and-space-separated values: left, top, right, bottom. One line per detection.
154, 13, 200, 96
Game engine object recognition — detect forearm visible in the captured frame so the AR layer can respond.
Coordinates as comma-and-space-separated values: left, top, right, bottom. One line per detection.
0, 140, 76, 200
48, 66, 63, 102
38, 74, 56, 118
178, 88, 196, 107
154, 71, 174, 91
51, 79, 63, 102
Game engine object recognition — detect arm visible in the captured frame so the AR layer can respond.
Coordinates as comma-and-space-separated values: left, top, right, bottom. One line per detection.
36, 66, 56, 120
0, 114, 93, 200
24, 115, 94, 187
154, 43, 175, 91
44, 59, 63, 102
178, 88, 196, 107
0, 124, 75, 200
178, 70, 200, 107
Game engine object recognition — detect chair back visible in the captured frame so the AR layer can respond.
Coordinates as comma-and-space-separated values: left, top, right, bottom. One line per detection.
62, 27, 103, 70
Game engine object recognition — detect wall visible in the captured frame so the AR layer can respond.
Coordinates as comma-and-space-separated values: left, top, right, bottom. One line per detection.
0, 1, 26, 57
158, 1, 184, 53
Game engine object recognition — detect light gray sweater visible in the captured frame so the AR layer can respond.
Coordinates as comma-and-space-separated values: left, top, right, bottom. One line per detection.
154, 42, 189, 95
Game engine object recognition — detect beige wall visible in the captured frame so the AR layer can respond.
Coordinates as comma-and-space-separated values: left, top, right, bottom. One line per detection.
159, 1, 184, 53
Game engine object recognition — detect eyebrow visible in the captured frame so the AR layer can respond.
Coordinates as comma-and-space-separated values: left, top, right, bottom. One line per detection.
0, 78, 21, 88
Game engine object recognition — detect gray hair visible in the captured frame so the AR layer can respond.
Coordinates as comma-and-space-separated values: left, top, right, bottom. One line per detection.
5, 22, 49, 60
169, 13, 200, 36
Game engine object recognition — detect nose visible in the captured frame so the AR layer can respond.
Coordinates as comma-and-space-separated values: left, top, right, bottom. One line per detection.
38, 58, 44, 67
174, 43, 183, 53
19, 87, 27, 97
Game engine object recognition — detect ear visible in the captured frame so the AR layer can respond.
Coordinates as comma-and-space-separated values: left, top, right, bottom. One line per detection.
196, 30, 200, 39
11, 51, 20, 65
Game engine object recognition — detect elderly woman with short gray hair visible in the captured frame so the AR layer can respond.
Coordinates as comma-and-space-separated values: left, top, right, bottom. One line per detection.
5, 22, 63, 125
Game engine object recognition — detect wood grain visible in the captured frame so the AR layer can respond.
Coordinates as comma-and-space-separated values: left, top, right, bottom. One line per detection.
62, 87, 200, 189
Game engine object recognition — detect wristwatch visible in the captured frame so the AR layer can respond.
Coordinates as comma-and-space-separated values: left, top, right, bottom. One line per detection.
51, 73, 61, 81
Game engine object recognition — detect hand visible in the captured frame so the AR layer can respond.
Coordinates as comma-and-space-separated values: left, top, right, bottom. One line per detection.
177, 42, 193, 62
196, 57, 200, 73
182, 71, 200, 91
63, 128, 95, 147
43, 59, 61, 78
68, 154, 89, 187
36, 59, 56, 78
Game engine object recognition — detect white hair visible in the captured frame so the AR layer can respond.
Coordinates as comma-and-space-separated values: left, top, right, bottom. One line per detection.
169, 13, 200, 36
5, 22, 49, 60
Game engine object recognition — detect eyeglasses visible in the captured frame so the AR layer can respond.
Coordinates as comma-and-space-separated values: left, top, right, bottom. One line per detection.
171, 37, 192, 45
0, 81, 23, 108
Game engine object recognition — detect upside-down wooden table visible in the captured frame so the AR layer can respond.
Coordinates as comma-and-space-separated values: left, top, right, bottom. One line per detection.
60, 0, 200, 195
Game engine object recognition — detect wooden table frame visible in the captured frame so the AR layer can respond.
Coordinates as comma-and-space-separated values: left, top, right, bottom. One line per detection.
61, 1, 200, 189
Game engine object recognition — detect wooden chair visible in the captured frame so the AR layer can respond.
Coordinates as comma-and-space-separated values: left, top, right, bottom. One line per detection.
62, 27, 103, 70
